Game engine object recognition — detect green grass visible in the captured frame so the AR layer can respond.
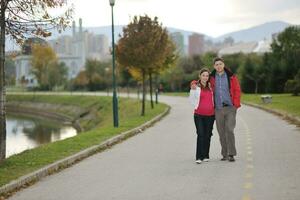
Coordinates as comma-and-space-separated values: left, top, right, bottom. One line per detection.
165, 92, 300, 118
242, 93, 300, 118
0, 95, 168, 187
163, 92, 189, 97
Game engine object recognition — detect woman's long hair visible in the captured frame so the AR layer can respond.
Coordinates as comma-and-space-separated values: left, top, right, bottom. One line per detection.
198, 68, 211, 90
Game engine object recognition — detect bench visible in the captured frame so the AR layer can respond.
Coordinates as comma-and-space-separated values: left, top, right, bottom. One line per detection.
261, 95, 272, 103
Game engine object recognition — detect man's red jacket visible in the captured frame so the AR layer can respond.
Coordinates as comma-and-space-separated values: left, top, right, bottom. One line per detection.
209, 67, 241, 109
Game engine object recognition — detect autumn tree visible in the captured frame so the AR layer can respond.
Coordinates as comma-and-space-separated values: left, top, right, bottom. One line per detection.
0, 0, 72, 162
116, 15, 174, 115
31, 44, 68, 90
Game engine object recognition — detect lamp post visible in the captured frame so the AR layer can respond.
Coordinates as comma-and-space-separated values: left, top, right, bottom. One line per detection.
109, 0, 119, 127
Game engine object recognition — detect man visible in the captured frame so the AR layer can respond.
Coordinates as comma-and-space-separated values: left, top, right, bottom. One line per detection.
210, 57, 241, 162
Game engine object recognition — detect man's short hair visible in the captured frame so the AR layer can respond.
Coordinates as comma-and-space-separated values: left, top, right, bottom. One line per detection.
213, 57, 224, 64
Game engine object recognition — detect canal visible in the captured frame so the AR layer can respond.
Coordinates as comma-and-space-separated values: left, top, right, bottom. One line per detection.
6, 114, 78, 158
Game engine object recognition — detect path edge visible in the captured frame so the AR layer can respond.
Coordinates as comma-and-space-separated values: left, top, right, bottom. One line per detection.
243, 102, 300, 126
0, 106, 171, 198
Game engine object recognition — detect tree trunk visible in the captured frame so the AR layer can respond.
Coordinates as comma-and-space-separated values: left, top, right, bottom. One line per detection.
155, 74, 158, 104
137, 84, 140, 100
141, 70, 145, 116
255, 81, 258, 94
149, 72, 154, 109
127, 84, 130, 98
0, 0, 7, 162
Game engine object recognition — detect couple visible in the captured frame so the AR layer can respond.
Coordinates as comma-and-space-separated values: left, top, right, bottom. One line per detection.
189, 57, 241, 164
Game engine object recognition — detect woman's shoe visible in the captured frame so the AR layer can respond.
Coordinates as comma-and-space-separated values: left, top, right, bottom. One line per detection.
195, 159, 202, 164
220, 157, 227, 161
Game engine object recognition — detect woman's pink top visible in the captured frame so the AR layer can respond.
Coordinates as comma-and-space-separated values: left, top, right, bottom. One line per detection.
194, 88, 214, 116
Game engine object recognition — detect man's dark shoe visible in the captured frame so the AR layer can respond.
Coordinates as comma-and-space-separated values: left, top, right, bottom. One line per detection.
220, 156, 227, 161
228, 155, 235, 162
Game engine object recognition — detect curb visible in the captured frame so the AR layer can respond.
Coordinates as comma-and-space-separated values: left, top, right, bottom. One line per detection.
243, 102, 300, 126
0, 106, 171, 198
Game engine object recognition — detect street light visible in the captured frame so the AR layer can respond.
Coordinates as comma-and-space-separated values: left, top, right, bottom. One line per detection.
109, 0, 119, 127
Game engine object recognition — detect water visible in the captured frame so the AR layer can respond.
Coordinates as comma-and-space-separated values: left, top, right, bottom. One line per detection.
6, 114, 78, 158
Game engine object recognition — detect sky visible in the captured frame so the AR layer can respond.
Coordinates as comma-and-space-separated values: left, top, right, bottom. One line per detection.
58, 0, 300, 37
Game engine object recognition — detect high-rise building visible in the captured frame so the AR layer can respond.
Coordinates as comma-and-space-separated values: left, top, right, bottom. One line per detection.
49, 35, 73, 55
97, 34, 109, 56
81, 33, 109, 60
188, 33, 204, 56
15, 18, 112, 87
170, 32, 184, 56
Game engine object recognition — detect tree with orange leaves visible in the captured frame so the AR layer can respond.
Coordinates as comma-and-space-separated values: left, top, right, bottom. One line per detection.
116, 15, 175, 116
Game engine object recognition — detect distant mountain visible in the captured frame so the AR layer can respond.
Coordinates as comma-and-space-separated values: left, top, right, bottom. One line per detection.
216, 21, 292, 42
5, 21, 294, 52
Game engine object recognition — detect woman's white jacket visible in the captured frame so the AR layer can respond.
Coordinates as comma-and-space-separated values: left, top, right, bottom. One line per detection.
189, 86, 214, 110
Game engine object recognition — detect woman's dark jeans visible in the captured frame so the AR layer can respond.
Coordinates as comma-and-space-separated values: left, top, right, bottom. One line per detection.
194, 114, 215, 160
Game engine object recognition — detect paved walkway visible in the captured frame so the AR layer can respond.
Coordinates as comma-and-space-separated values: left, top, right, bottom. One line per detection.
9, 95, 300, 200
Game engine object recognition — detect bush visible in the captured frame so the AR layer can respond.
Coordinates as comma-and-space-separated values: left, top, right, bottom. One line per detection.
285, 79, 299, 96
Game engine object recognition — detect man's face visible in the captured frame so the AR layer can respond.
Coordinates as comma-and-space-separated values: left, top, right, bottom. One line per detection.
214, 60, 225, 73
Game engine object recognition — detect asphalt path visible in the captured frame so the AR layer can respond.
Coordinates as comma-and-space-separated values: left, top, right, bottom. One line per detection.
8, 94, 300, 200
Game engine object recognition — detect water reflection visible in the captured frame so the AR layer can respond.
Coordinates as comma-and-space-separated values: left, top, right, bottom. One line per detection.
6, 114, 77, 158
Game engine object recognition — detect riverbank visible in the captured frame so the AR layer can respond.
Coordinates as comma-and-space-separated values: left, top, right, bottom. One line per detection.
0, 94, 169, 191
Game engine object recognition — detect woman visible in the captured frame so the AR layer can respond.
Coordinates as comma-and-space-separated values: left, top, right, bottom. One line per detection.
189, 68, 215, 164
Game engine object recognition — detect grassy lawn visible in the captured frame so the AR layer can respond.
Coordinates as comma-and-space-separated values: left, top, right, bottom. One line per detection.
0, 95, 168, 187
163, 92, 188, 97
242, 93, 300, 118
164, 92, 300, 118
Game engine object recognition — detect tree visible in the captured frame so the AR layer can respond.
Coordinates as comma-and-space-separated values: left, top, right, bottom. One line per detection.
200, 51, 217, 69
73, 71, 88, 90
0, 0, 72, 162
48, 62, 68, 90
84, 59, 111, 91
148, 38, 177, 108
160, 62, 184, 91
285, 69, 300, 96
116, 15, 173, 116
180, 55, 203, 74
72, 59, 113, 91
222, 53, 246, 74
4, 56, 15, 86
118, 66, 136, 97
31, 44, 58, 90
269, 26, 300, 93
240, 55, 265, 93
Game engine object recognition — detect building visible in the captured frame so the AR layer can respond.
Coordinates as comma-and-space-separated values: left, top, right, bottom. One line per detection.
84, 33, 110, 60
218, 39, 272, 56
170, 32, 185, 56
15, 18, 110, 87
188, 33, 204, 56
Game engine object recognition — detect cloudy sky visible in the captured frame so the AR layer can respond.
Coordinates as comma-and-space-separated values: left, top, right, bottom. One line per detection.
69, 0, 300, 37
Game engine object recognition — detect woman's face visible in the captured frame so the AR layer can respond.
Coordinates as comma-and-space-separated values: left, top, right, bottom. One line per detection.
199, 71, 209, 83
